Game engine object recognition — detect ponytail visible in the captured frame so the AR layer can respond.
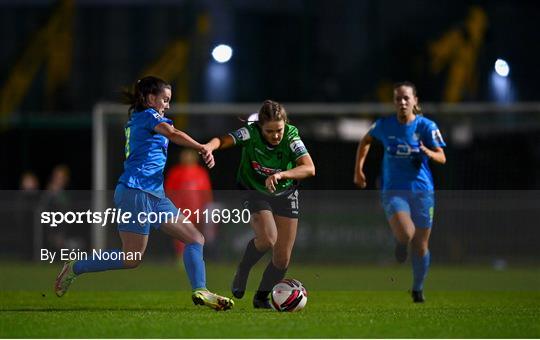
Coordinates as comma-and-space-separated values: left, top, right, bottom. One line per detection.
122, 76, 171, 116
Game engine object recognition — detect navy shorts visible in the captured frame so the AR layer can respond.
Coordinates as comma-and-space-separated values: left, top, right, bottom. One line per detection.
381, 191, 435, 228
242, 189, 299, 219
114, 184, 178, 235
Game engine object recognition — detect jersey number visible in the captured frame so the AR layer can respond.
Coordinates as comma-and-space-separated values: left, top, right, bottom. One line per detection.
288, 190, 299, 210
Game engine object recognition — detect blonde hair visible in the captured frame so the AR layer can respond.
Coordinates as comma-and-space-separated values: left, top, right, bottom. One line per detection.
258, 100, 289, 125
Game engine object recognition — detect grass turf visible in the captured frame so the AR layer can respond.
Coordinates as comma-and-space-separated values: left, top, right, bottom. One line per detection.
1, 262, 539, 338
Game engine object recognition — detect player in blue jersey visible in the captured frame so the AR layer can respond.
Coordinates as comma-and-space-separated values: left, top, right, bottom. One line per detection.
354, 81, 446, 303
54, 76, 234, 311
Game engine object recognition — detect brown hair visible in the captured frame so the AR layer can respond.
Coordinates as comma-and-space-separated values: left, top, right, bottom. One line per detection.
123, 76, 171, 115
257, 99, 289, 125
393, 81, 422, 115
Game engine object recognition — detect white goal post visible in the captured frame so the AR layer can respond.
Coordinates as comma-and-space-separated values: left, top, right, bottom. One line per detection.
92, 101, 540, 249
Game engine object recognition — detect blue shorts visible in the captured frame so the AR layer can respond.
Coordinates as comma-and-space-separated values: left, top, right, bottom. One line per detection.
114, 183, 178, 235
381, 191, 435, 228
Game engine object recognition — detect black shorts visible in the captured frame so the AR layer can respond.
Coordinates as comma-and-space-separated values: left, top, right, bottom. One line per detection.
242, 189, 299, 219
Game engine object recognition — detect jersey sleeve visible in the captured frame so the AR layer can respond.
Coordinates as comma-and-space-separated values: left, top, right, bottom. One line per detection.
228, 125, 252, 146
287, 125, 309, 160
422, 120, 446, 148
368, 118, 383, 141
145, 109, 172, 130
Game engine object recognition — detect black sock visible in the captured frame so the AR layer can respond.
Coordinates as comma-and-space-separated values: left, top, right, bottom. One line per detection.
254, 261, 287, 300
238, 239, 266, 273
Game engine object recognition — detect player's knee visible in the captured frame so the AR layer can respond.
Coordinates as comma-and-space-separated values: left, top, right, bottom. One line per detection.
251, 213, 264, 225
414, 248, 428, 257
261, 238, 277, 250
256, 236, 276, 250
185, 232, 205, 245
412, 242, 429, 256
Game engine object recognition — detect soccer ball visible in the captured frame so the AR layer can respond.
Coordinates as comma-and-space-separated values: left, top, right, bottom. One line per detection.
270, 279, 308, 312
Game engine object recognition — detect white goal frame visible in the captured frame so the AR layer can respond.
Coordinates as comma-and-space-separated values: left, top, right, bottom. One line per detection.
92, 101, 540, 249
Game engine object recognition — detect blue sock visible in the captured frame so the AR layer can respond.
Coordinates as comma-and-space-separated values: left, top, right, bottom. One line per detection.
183, 243, 207, 290
412, 251, 430, 291
72, 249, 126, 275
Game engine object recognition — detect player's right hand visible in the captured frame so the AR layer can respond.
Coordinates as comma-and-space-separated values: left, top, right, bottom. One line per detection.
354, 171, 367, 189
199, 146, 215, 169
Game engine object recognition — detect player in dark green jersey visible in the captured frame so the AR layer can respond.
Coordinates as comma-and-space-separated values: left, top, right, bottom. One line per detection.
205, 100, 316, 308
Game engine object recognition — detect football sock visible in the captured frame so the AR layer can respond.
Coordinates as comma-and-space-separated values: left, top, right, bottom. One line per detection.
412, 250, 430, 291
239, 238, 267, 272
72, 249, 125, 275
183, 242, 207, 290
254, 261, 287, 300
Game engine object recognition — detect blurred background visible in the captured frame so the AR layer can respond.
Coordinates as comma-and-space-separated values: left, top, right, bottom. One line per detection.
1, 0, 539, 265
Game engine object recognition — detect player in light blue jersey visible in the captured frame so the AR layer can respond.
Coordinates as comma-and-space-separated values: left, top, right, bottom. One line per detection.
55, 76, 233, 311
354, 81, 446, 303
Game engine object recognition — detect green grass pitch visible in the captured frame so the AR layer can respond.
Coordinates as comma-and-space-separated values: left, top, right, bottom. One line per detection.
1, 262, 539, 338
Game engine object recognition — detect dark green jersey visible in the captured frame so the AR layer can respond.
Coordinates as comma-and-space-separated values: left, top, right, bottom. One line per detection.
229, 123, 309, 195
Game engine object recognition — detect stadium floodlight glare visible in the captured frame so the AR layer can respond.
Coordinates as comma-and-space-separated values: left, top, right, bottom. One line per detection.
211, 44, 233, 63
494, 59, 510, 77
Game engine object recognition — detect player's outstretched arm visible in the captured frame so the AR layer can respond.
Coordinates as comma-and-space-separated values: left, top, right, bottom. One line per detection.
205, 135, 236, 152
155, 122, 202, 148
354, 134, 373, 188
154, 122, 215, 168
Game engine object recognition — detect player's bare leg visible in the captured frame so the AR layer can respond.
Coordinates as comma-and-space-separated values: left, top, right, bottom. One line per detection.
388, 212, 415, 263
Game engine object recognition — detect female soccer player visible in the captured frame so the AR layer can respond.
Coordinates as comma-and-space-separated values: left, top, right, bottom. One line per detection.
354, 81, 446, 303
54, 76, 234, 311
205, 100, 315, 308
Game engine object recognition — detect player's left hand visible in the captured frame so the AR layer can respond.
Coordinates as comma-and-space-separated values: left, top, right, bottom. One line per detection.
419, 141, 431, 159
265, 173, 283, 193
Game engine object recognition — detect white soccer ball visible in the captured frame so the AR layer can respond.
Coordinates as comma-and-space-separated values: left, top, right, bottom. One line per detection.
270, 278, 308, 312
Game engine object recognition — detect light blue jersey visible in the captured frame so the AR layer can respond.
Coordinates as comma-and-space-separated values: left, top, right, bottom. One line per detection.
369, 115, 446, 192
118, 108, 172, 198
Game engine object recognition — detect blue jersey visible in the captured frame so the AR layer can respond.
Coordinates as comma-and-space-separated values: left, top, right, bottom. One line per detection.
118, 108, 172, 198
369, 115, 446, 192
